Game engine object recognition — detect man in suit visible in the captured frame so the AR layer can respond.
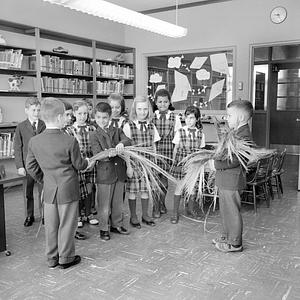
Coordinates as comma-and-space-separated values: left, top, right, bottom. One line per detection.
90, 102, 131, 241
14, 97, 46, 226
213, 100, 254, 253
26, 97, 93, 269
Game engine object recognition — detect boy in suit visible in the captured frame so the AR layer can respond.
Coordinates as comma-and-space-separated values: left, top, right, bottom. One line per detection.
213, 100, 253, 253
26, 97, 93, 269
14, 97, 46, 227
90, 102, 131, 241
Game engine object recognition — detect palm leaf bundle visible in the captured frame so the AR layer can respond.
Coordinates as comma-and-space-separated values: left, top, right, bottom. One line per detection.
90, 145, 177, 204
180, 127, 273, 209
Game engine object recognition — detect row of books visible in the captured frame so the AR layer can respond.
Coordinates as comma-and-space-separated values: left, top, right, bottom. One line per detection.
41, 77, 93, 94
0, 132, 14, 158
96, 80, 125, 95
0, 49, 23, 69
94, 62, 134, 79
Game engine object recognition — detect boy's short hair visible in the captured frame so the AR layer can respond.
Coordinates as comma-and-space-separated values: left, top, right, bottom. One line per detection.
227, 100, 254, 119
25, 97, 40, 109
95, 102, 112, 116
41, 97, 65, 123
60, 99, 73, 111
108, 93, 125, 113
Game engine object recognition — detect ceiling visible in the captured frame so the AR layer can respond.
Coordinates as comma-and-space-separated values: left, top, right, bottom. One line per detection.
105, 0, 228, 14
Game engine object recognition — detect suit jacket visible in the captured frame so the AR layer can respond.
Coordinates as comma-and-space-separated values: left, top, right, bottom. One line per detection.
14, 119, 46, 169
214, 124, 253, 190
26, 129, 88, 204
90, 126, 131, 184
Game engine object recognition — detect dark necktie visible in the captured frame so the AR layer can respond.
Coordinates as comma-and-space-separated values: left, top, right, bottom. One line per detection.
111, 118, 119, 128
188, 128, 197, 139
160, 111, 167, 120
138, 121, 147, 132
78, 125, 87, 136
32, 121, 37, 135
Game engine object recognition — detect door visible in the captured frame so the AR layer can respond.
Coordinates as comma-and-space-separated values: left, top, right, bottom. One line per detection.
269, 62, 300, 190
269, 62, 300, 152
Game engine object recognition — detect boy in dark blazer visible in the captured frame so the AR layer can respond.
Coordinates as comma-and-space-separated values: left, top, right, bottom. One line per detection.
90, 102, 131, 241
26, 97, 92, 269
213, 100, 253, 253
14, 97, 46, 226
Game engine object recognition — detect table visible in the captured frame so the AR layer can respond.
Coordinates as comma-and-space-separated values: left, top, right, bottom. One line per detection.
0, 172, 25, 255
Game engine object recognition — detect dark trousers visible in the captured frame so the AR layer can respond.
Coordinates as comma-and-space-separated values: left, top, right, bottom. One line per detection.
44, 201, 78, 265
96, 181, 124, 231
23, 174, 42, 218
218, 189, 243, 246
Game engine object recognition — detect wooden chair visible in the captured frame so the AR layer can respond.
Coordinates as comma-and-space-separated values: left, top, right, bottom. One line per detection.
242, 154, 274, 213
270, 149, 286, 199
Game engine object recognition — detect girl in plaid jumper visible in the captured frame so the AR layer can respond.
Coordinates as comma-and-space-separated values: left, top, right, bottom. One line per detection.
108, 93, 129, 129
152, 89, 182, 218
67, 100, 99, 227
123, 96, 160, 229
170, 106, 205, 224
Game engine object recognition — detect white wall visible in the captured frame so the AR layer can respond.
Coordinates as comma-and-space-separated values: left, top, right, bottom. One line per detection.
124, 0, 300, 102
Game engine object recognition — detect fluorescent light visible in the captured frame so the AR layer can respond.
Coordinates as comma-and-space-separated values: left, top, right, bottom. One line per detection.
43, 0, 187, 38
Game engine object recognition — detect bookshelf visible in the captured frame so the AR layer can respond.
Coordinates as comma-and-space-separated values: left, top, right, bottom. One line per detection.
0, 20, 135, 182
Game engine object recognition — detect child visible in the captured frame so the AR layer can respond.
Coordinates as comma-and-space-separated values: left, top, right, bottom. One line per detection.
123, 96, 160, 228
83, 98, 96, 127
152, 89, 182, 218
108, 93, 128, 129
170, 106, 205, 224
26, 97, 93, 269
61, 99, 86, 241
14, 97, 46, 227
90, 102, 131, 241
213, 100, 253, 253
67, 100, 98, 227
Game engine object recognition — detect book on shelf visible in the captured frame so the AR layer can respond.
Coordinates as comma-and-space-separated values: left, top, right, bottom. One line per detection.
95, 62, 133, 79
0, 49, 23, 69
96, 80, 124, 95
41, 77, 93, 94
0, 132, 15, 158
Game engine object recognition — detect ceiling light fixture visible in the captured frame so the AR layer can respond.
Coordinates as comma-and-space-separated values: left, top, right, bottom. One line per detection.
43, 0, 187, 38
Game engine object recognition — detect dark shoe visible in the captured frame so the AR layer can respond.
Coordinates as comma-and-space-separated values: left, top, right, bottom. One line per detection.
75, 231, 86, 240
141, 218, 155, 226
59, 255, 81, 269
24, 217, 34, 227
48, 261, 59, 268
111, 226, 130, 235
170, 215, 179, 224
100, 230, 110, 240
215, 242, 243, 253
130, 219, 141, 229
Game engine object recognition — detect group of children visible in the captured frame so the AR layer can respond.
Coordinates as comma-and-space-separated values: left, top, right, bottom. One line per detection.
15, 89, 254, 268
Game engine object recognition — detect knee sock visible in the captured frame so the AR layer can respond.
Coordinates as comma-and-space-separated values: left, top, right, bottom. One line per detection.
128, 199, 138, 221
173, 195, 181, 216
141, 198, 150, 220
84, 193, 92, 217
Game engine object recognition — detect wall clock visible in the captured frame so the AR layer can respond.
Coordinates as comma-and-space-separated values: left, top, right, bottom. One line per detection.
270, 6, 287, 24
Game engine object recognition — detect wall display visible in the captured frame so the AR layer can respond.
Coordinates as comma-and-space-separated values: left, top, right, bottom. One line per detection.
148, 49, 233, 112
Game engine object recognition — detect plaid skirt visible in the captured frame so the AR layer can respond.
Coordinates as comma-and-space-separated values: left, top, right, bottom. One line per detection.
170, 149, 188, 180
78, 167, 96, 200
156, 137, 174, 171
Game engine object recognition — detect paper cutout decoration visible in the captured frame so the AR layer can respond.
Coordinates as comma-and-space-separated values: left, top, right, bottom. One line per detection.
149, 73, 162, 83
155, 85, 166, 93
210, 53, 229, 75
190, 56, 207, 69
196, 69, 210, 81
168, 56, 182, 69
0, 35, 6, 45
208, 79, 225, 102
171, 70, 192, 102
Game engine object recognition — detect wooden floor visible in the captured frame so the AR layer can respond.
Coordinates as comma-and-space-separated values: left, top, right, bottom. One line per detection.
0, 155, 299, 300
